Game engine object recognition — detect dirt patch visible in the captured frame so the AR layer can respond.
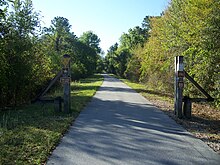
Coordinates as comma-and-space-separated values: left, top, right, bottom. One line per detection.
146, 97, 220, 154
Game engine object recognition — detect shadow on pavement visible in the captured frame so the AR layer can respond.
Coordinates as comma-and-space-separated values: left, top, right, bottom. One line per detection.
50, 97, 218, 165
48, 74, 220, 165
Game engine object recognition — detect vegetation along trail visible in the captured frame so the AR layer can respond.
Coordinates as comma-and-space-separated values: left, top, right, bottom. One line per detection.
0, 0, 219, 164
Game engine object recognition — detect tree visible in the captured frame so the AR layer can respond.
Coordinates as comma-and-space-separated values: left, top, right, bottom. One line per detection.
79, 31, 101, 54
41, 16, 77, 71
104, 43, 118, 74
115, 48, 131, 77
0, 0, 9, 22
134, 0, 220, 106
43, 16, 75, 54
119, 26, 148, 49
72, 40, 97, 78
0, 0, 103, 108
49, 16, 72, 52
41, 17, 101, 80
142, 15, 151, 30
0, 0, 52, 107
0, 0, 10, 106
104, 15, 151, 79
124, 47, 142, 82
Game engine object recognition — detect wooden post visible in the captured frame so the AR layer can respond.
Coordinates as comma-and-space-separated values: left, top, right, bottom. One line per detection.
174, 57, 177, 115
54, 96, 62, 112
62, 54, 71, 113
174, 56, 184, 119
183, 96, 192, 119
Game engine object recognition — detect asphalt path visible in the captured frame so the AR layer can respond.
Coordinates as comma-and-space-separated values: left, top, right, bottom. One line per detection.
47, 74, 220, 165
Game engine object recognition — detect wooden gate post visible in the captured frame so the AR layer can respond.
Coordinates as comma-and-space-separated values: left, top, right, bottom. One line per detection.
183, 96, 192, 119
174, 56, 184, 119
62, 54, 71, 113
54, 96, 62, 112
174, 57, 177, 115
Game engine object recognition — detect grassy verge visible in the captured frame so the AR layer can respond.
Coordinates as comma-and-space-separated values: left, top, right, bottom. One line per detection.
118, 77, 220, 154
0, 74, 103, 164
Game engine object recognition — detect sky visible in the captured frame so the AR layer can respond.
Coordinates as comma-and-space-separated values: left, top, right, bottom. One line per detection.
32, 0, 170, 54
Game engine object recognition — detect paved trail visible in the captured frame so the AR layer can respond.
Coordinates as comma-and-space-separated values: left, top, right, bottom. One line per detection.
47, 75, 220, 165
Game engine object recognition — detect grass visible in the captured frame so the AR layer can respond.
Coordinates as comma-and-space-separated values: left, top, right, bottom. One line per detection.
0, 74, 103, 164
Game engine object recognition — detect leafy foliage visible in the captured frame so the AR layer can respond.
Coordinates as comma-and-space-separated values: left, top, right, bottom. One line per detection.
104, 0, 220, 107
0, 0, 51, 107
104, 16, 151, 79
0, 0, 102, 108
79, 31, 101, 54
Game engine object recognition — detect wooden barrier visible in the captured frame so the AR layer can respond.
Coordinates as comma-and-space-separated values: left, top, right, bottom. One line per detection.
35, 54, 71, 113
174, 56, 214, 119
174, 56, 184, 119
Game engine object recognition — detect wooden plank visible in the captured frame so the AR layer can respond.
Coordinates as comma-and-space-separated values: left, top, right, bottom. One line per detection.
190, 98, 214, 102
36, 70, 63, 100
36, 98, 54, 103
184, 71, 213, 100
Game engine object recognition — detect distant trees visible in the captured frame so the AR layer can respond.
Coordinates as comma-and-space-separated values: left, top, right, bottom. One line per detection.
79, 31, 101, 54
104, 43, 118, 74
104, 16, 151, 79
104, 0, 220, 107
0, 0, 102, 108
42, 18, 101, 79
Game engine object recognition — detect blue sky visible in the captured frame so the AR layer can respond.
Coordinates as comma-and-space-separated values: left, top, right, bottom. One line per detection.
32, 0, 170, 54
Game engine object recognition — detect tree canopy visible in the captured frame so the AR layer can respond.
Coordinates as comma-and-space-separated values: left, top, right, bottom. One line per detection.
104, 0, 220, 107
0, 0, 102, 108
1, 0, 219, 108
79, 31, 101, 54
